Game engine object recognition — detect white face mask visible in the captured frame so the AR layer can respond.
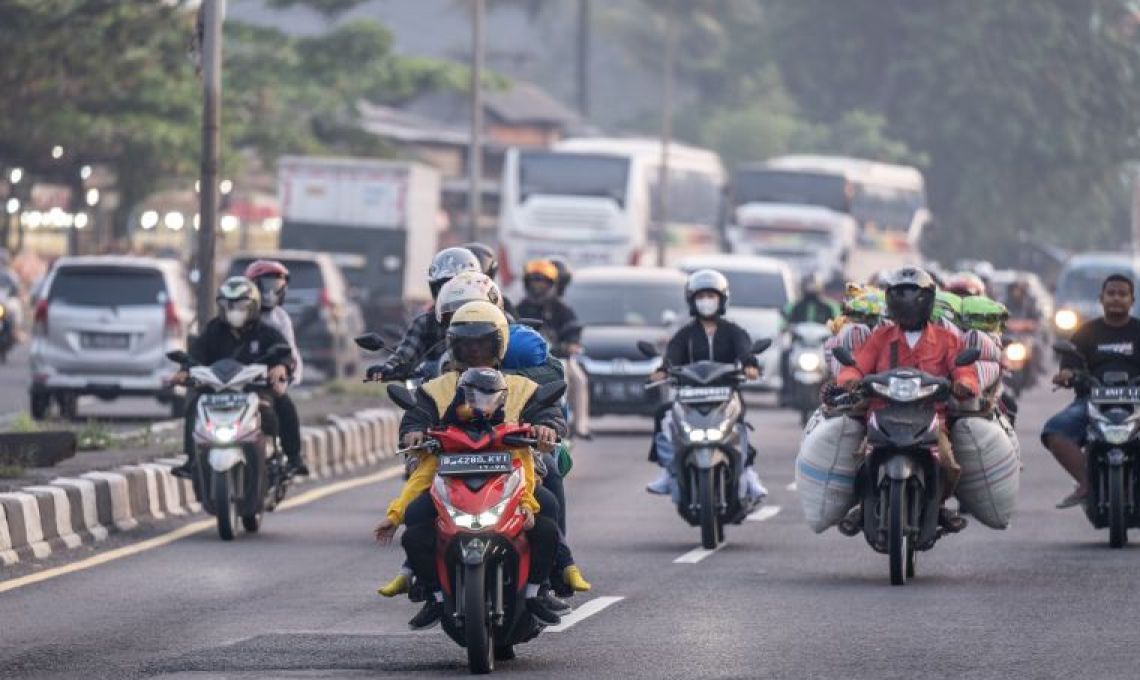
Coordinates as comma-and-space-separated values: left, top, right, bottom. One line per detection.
226, 309, 249, 329
695, 298, 720, 318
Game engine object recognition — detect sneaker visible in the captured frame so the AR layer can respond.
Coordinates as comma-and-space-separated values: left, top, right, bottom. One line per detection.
377, 573, 410, 598
741, 467, 768, 502
171, 459, 194, 480
561, 565, 592, 592
646, 469, 673, 495
408, 599, 443, 630
1056, 487, 1088, 510
539, 588, 572, 614
526, 596, 562, 627
288, 461, 311, 477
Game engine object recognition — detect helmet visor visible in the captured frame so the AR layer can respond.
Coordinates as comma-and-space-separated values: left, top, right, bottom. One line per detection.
463, 384, 507, 416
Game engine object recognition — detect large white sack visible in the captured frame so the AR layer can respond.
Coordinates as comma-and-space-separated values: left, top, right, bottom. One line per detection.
796, 410, 865, 533
952, 416, 1021, 529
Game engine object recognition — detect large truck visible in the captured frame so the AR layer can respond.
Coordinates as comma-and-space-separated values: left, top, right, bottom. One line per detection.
277, 156, 441, 328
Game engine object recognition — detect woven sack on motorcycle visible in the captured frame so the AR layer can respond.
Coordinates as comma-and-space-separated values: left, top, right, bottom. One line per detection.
963, 330, 1004, 394
951, 415, 1020, 529
796, 409, 865, 533
823, 323, 872, 377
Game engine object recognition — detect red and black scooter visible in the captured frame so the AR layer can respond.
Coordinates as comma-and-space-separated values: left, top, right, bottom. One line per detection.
386, 380, 564, 674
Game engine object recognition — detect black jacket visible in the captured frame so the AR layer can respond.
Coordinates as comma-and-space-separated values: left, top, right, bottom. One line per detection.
190, 318, 294, 370
663, 318, 760, 370
516, 297, 582, 347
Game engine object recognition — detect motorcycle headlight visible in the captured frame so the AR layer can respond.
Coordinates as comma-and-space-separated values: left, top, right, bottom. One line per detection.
213, 425, 238, 443
1054, 309, 1079, 331
1100, 423, 1135, 445
449, 497, 510, 531
1004, 342, 1028, 363
688, 429, 707, 443
797, 352, 822, 372
872, 377, 939, 402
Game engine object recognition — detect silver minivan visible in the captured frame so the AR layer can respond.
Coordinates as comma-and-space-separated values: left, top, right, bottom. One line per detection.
29, 256, 194, 420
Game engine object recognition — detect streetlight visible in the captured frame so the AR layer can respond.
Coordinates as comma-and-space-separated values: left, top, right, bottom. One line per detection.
140, 210, 159, 230
164, 211, 185, 231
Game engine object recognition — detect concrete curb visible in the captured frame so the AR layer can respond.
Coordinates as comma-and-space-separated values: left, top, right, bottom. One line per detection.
0, 408, 400, 566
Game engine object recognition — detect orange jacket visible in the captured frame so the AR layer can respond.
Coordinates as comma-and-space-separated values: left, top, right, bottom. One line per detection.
836, 323, 980, 396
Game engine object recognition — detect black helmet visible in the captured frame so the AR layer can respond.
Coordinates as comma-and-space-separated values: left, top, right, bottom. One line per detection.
884, 266, 936, 331
428, 247, 481, 299
685, 269, 730, 317
549, 257, 573, 297
463, 242, 499, 281
458, 367, 508, 419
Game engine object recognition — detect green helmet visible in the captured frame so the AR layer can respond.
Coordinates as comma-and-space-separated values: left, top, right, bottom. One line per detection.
845, 288, 884, 325
931, 290, 963, 325
959, 295, 1009, 333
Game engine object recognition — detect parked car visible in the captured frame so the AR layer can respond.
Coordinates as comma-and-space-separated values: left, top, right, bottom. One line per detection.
678, 254, 794, 393
226, 251, 365, 381
1051, 253, 1140, 338
29, 256, 194, 420
565, 267, 688, 418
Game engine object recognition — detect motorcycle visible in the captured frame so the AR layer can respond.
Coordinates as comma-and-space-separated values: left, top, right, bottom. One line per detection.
787, 323, 831, 425
639, 338, 772, 549
166, 344, 294, 541
1002, 318, 1042, 397
1054, 340, 1140, 548
0, 299, 16, 364
385, 380, 565, 674
832, 345, 980, 585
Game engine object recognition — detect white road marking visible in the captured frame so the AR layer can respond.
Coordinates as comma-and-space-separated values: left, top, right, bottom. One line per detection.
546, 596, 625, 633
747, 505, 782, 522
673, 543, 727, 564
0, 465, 405, 595
785, 481, 797, 492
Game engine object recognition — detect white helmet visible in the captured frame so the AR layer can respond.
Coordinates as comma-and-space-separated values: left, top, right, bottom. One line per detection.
435, 271, 504, 323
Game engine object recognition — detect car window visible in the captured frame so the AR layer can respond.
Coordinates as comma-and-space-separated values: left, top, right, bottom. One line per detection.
49, 267, 167, 306
567, 280, 686, 326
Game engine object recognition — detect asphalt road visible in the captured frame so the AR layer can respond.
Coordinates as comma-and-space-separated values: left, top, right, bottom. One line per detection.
1, 385, 1138, 679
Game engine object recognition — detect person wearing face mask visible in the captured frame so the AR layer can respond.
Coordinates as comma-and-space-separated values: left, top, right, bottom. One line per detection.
517, 259, 591, 440
171, 277, 296, 479
244, 260, 308, 477
645, 270, 766, 499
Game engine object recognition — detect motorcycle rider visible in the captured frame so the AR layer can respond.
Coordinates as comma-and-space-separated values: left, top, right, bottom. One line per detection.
243, 260, 309, 477
517, 259, 591, 440
782, 273, 840, 402
836, 266, 980, 533
945, 272, 986, 298
824, 286, 884, 378
646, 269, 766, 499
549, 257, 574, 298
1043, 273, 1140, 508
171, 277, 296, 478
366, 248, 481, 383
374, 301, 568, 629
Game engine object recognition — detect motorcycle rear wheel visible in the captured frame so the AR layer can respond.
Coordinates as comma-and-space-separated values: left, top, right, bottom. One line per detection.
1109, 465, 1128, 549
464, 562, 494, 674
888, 479, 908, 586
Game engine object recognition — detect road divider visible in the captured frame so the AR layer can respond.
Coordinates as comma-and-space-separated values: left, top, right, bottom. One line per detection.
0, 408, 399, 567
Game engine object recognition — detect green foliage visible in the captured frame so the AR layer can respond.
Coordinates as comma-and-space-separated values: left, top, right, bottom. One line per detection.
7, 413, 41, 434
76, 419, 112, 451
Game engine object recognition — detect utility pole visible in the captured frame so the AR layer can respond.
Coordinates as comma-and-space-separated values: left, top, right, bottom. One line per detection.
196, 0, 223, 329
655, 1, 676, 267
576, 0, 591, 118
467, 0, 485, 243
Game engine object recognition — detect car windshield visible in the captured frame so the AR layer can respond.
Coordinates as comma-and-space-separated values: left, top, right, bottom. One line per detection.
50, 267, 166, 306
228, 259, 324, 290
567, 280, 686, 326
518, 152, 630, 205
717, 270, 788, 308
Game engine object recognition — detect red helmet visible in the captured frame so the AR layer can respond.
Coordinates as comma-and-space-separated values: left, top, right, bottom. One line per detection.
244, 259, 290, 309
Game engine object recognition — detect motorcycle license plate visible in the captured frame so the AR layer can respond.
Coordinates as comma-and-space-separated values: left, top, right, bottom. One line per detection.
1090, 386, 1140, 403
676, 386, 732, 403
438, 452, 512, 476
202, 392, 248, 409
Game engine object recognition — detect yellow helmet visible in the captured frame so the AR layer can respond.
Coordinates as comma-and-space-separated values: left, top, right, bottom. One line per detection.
446, 300, 511, 368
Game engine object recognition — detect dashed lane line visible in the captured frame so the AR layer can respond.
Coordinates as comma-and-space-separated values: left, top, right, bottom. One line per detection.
546, 596, 625, 633
747, 505, 782, 522
673, 543, 727, 564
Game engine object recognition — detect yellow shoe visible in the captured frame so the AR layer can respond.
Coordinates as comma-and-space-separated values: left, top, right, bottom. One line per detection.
562, 565, 592, 592
377, 573, 410, 598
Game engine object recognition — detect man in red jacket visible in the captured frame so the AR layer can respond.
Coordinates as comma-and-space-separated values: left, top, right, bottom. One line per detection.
837, 266, 979, 533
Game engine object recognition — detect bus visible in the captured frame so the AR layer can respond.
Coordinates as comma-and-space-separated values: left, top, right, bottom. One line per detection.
498, 137, 726, 281
730, 155, 930, 252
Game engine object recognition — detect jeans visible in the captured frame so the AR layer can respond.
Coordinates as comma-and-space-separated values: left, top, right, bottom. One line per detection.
1041, 397, 1089, 447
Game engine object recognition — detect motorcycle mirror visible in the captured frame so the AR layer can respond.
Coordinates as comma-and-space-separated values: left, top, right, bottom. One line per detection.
166, 350, 192, 365
354, 333, 386, 352
637, 340, 660, 358
751, 338, 773, 355
954, 348, 981, 366
832, 346, 857, 367
386, 384, 419, 412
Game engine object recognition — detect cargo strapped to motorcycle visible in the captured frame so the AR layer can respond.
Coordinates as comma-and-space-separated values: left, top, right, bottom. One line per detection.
437, 452, 512, 476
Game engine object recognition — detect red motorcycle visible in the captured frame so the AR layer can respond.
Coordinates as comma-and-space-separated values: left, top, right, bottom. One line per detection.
387, 383, 562, 674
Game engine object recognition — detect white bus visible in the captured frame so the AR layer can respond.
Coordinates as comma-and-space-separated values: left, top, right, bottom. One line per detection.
498, 137, 725, 282
731, 155, 930, 252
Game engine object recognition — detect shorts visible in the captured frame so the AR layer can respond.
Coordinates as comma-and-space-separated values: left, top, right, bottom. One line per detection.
1040, 398, 1089, 447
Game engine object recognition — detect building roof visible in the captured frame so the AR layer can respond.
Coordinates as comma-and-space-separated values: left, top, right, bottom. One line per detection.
403, 80, 580, 130
357, 101, 469, 146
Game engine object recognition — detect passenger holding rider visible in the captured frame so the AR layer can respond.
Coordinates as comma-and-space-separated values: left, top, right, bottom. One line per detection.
646, 269, 766, 500
373, 301, 568, 630
1043, 274, 1140, 509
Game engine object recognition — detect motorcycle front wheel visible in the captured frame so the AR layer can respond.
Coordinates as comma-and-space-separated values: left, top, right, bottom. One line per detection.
888, 478, 909, 586
698, 468, 720, 550
213, 470, 237, 541
1109, 465, 1128, 549
464, 562, 494, 674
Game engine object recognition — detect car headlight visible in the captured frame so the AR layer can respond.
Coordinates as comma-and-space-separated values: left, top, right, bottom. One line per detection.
1004, 342, 1028, 363
797, 352, 822, 372
1055, 309, 1079, 331
1100, 423, 1135, 445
